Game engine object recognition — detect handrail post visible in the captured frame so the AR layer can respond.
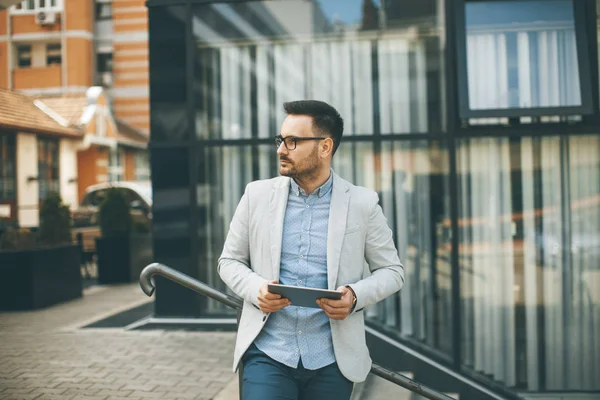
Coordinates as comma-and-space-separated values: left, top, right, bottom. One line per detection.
139, 263, 457, 400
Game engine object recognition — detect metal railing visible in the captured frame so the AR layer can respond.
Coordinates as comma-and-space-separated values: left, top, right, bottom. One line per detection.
139, 263, 455, 400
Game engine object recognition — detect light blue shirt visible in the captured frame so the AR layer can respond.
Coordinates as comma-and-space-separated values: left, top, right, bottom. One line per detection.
254, 172, 335, 369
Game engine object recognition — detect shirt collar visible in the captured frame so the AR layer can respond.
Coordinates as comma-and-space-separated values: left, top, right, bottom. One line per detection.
290, 170, 333, 198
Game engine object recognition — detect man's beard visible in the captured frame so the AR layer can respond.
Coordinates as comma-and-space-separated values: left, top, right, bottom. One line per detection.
279, 148, 320, 179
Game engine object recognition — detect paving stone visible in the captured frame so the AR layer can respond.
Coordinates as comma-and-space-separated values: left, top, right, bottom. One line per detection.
130, 390, 169, 398
0, 283, 236, 400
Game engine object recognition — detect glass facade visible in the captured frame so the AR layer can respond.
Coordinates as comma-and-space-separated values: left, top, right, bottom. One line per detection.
457, 135, 600, 391
147, 0, 600, 395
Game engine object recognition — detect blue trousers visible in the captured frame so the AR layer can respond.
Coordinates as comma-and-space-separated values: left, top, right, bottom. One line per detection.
241, 344, 354, 400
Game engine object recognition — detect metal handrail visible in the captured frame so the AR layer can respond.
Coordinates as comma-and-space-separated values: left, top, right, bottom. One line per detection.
139, 263, 455, 400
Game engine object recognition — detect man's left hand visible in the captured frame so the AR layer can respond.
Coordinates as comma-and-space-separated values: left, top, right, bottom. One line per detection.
317, 286, 353, 320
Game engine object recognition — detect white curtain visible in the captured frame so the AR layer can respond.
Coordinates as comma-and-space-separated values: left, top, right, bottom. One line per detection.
378, 39, 428, 134
467, 27, 581, 110
566, 135, 600, 390
461, 135, 600, 391
539, 137, 566, 390
215, 36, 427, 139
459, 138, 516, 387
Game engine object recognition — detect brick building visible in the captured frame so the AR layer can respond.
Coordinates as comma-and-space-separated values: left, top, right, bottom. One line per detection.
0, 0, 150, 228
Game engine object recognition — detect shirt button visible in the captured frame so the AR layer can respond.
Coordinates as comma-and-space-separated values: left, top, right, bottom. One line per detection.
306, 205, 309, 208
295, 348, 299, 352
298, 330, 302, 334
298, 280, 302, 284
300, 255, 303, 259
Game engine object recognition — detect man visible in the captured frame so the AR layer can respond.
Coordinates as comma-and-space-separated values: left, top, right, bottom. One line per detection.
218, 100, 404, 400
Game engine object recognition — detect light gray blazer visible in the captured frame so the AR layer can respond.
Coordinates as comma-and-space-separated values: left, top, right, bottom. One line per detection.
218, 171, 404, 382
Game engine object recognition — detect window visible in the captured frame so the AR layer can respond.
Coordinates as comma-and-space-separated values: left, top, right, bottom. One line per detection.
96, 53, 113, 87
46, 43, 61, 66
11, 0, 62, 13
16, 45, 31, 68
0, 134, 17, 203
37, 138, 60, 201
97, 53, 113, 74
455, 0, 594, 119
109, 148, 125, 182
95, 2, 112, 20
134, 152, 150, 181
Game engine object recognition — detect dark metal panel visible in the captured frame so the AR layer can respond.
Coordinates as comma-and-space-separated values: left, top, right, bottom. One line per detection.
444, 0, 463, 371
186, 1, 206, 313
583, 0, 600, 116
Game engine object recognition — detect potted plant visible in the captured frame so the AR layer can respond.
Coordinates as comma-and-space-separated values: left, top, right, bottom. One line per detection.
95, 188, 153, 284
0, 192, 82, 311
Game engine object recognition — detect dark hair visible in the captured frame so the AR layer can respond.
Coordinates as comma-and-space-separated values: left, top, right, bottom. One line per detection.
283, 100, 344, 156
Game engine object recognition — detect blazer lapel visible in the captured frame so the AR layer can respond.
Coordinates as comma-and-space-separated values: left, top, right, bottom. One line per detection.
269, 177, 290, 281
327, 173, 350, 290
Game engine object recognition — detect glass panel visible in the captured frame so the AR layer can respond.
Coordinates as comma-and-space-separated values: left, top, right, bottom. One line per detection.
457, 135, 600, 391
465, 0, 581, 110
197, 139, 452, 347
0, 134, 16, 203
192, 0, 446, 139
17, 45, 32, 68
565, 135, 600, 391
149, 6, 189, 142
197, 144, 278, 313
37, 138, 59, 202
46, 43, 61, 66
96, 3, 112, 20
336, 140, 453, 355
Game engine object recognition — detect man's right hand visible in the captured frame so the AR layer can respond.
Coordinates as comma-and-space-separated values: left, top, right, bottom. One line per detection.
258, 280, 291, 313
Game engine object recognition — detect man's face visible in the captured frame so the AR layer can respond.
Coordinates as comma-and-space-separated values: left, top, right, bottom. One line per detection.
277, 115, 322, 179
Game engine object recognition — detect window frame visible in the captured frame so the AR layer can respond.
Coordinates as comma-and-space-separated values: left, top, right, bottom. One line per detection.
37, 137, 60, 202
16, 44, 32, 69
46, 43, 62, 66
454, 0, 596, 119
95, 2, 113, 20
0, 133, 17, 203
10, 0, 63, 14
108, 147, 125, 182
134, 151, 151, 181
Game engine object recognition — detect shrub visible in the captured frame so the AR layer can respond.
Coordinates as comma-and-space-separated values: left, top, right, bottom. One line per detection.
38, 192, 72, 246
99, 188, 133, 237
0, 228, 37, 251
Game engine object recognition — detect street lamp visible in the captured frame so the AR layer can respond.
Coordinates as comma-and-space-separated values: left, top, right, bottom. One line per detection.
0, 0, 22, 11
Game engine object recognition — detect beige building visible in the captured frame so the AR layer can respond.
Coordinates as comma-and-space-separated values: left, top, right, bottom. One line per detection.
0, 87, 147, 229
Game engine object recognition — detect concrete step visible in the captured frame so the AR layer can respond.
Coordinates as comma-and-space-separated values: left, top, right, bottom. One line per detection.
355, 372, 460, 400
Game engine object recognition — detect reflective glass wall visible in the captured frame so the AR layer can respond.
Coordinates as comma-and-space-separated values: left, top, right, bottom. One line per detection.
188, 0, 453, 358
457, 135, 600, 391
148, 0, 600, 394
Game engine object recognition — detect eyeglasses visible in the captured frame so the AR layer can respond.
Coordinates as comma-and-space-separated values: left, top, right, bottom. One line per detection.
275, 135, 328, 150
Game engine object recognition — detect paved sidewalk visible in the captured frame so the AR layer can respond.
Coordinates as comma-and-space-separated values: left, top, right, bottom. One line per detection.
0, 284, 237, 400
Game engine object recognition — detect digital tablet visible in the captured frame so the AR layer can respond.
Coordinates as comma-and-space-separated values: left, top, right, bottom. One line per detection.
268, 284, 342, 308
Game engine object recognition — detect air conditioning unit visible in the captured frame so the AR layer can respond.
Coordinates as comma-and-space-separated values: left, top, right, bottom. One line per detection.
35, 11, 56, 25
